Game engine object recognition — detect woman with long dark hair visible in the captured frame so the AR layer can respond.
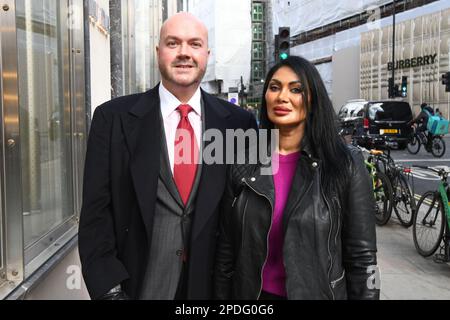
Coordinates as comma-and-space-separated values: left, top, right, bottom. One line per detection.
214, 56, 379, 300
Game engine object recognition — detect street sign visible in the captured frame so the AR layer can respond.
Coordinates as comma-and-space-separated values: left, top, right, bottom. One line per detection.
228, 92, 239, 105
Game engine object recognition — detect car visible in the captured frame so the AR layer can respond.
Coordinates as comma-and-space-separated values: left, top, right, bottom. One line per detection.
338, 100, 413, 150
337, 99, 367, 121
337, 99, 367, 136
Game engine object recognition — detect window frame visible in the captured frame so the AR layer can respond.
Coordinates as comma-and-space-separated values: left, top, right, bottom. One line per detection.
252, 2, 264, 22
251, 61, 265, 82
252, 22, 264, 41
252, 42, 265, 60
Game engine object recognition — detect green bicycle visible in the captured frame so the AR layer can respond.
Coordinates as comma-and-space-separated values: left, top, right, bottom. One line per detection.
412, 166, 450, 262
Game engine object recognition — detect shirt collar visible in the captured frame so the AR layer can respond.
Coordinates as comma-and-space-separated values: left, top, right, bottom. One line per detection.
159, 82, 202, 119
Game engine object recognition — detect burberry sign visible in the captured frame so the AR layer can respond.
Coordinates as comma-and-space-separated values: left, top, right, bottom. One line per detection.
387, 53, 438, 71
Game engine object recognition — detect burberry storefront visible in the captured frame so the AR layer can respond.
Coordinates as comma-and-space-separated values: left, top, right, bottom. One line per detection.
360, 7, 450, 118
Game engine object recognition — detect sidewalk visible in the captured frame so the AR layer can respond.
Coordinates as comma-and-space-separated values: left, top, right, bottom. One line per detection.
376, 218, 450, 300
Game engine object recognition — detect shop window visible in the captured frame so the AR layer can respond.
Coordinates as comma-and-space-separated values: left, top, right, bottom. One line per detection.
16, 0, 75, 258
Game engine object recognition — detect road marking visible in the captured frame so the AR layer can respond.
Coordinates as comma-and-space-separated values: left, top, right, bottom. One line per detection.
413, 194, 437, 207
409, 168, 440, 180
396, 159, 450, 162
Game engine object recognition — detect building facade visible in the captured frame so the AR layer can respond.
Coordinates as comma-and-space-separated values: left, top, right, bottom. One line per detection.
361, 7, 450, 118
247, 0, 268, 109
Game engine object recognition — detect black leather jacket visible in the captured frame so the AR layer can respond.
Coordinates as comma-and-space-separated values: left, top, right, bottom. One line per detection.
214, 145, 380, 300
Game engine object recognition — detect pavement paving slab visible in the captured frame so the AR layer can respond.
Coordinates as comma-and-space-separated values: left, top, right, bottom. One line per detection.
376, 217, 450, 300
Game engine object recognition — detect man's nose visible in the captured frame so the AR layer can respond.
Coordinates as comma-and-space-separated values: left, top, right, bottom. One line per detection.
177, 43, 191, 58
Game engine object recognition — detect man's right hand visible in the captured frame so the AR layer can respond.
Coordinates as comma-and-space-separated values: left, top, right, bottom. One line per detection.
98, 290, 130, 300
97, 285, 130, 300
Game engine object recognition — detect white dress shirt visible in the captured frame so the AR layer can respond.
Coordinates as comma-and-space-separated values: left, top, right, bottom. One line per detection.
159, 83, 202, 174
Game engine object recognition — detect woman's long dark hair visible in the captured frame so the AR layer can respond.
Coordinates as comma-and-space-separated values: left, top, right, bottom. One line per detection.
260, 56, 352, 201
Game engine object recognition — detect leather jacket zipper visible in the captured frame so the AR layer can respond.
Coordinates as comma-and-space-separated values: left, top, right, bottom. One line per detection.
330, 270, 345, 288
243, 179, 274, 300
232, 197, 237, 207
241, 198, 249, 252
322, 189, 335, 300
333, 197, 341, 247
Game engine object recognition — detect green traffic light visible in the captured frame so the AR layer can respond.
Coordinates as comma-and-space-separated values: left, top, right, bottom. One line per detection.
279, 52, 289, 60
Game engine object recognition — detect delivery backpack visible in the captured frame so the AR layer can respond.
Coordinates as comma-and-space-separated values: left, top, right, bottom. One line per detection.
424, 110, 449, 135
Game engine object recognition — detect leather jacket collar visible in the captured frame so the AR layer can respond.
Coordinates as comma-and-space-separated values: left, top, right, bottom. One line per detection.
243, 136, 321, 203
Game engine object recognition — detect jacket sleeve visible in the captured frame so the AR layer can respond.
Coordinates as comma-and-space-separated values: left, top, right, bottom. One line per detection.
78, 106, 129, 300
343, 148, 380, 300
214, 165, 237, 299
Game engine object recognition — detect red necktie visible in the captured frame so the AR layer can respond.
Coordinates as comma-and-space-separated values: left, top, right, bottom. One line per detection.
174, 104, 199, 205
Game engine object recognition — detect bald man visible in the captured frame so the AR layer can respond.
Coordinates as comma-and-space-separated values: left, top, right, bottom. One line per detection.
78, 13, 257, 300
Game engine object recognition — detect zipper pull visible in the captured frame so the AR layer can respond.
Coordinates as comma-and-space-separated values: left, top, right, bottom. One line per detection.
231, 197, 237, 207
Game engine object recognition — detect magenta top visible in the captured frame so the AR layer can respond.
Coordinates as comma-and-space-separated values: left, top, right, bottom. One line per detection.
262, 151, 300, 297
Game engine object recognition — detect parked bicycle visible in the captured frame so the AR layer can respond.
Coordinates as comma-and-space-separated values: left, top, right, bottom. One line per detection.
412, 165, 450, 263
406, 126, 446, 158
357, 146, 393, 226
372, 149, 416, 227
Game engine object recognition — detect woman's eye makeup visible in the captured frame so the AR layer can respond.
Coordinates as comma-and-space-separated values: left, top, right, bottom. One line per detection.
268, 84, 303, 93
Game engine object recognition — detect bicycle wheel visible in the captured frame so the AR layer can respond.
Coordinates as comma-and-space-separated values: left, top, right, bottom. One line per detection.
412, 191, 445, 257
431, 136, 446, 158
393, 173, 416, 227
406, 134, 420, 154
373, 171, 393, 226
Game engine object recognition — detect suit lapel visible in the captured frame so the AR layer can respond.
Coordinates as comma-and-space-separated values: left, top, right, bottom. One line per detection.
191, 91, 231, 241
121, 86, 161, 241
158, 112, 184, 208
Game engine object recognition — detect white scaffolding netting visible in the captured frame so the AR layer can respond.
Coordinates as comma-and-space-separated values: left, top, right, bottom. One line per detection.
272, 0, 392, 34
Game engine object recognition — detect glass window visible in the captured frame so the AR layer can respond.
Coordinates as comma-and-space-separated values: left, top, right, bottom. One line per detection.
252, 3, 264, 22
252, 61, 264, 82
368, 102, 413, 121
16, 0, 74, 250
253, 23, 264, 41
252, 42, 264, 60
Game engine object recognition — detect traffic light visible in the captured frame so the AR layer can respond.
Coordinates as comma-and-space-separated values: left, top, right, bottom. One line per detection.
388, 77, 394, 98
278, 27, 290, 61
401, 76, 407, 97
442, 72, 450, 92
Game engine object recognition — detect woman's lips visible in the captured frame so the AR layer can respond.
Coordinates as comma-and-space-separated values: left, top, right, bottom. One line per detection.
273, 107, 291, 116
